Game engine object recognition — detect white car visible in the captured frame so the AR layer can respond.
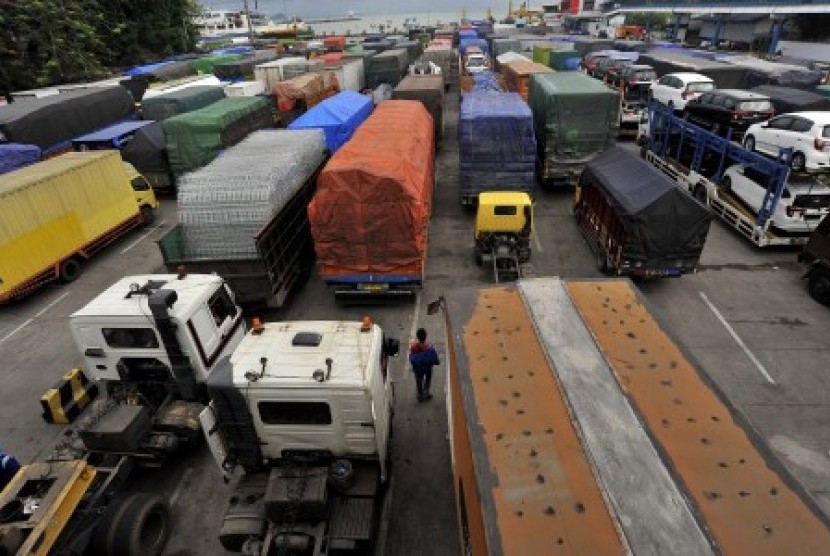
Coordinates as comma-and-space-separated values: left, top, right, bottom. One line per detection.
649, 72, 715, 112
721, 164, 830, 233
743, 112, 830, 172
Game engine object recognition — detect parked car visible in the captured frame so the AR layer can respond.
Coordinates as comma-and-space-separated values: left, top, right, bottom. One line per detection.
595, 56, 633, 82
613, 64, 657, 90
744, 112, 830, 172
582, 52, 610, 76
683, 90, 774, 138
649, 72, 714, 111
721, 164, 830, 233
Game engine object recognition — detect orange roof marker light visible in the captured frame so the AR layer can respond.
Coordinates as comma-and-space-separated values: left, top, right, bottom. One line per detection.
251, 317, 264, 335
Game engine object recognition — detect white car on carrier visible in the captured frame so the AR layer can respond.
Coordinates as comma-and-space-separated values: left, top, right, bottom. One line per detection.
722, 164, 830, 233
744, 112, 830, 172
649, 72, 714, 112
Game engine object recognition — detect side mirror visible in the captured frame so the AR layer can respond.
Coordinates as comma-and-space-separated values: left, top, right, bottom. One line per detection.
384, 338, 400, 358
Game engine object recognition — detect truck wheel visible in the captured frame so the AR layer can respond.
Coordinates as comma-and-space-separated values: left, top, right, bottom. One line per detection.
140, 205, 155, 226
596, 251, 608, 273
743, 135, 755, 151
721, 176, 732, 193
59, 258, 82, 283
109, 494, 172, 556
808, 270, 830, 304
693, 185, 708, 204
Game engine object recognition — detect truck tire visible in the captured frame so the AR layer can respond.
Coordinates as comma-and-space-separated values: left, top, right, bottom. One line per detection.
743, 135, 755, 151
693, 185, 708, 204
792, 152, 806, 173
106, 494, 171, 556
721, 176, 732, 193
808, 270, 830, 305
140, 205, 155, 226
59, 258, 82, 283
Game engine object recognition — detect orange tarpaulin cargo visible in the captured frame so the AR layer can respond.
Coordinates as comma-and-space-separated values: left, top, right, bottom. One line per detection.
323, 36, 346, 50
308, 100, 435, 280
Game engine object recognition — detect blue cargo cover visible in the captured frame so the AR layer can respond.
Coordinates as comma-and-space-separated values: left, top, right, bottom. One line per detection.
72, 120, 156, 150
123, 61, 175, 77
288, 90, 373, 153
0, 143, 42, 174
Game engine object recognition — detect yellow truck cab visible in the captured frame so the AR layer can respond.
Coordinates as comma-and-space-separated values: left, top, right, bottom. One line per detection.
474, 192, 534, 282
123, 161, 159, 221
475, 191, 533, 237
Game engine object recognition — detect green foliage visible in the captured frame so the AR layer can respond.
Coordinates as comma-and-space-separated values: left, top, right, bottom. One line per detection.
625, 12, 671, 31
0, 0, 200, 97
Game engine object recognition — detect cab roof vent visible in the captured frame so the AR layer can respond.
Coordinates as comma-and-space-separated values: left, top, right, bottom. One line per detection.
292, 332, 322, 347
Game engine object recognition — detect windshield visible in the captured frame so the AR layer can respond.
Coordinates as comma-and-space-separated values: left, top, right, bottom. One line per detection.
823, 125, 830, 138
739, 100, 773, 112
467, 58, 485, 67
687, 81, 714, 93
634, 70, 656, 81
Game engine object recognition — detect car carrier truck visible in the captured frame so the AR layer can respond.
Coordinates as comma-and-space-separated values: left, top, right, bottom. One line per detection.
433, 277, 830, 555
643, 103, 808, 247
0, 272, 246, 555
201, 318, 400, 554
0, 151, 158, 303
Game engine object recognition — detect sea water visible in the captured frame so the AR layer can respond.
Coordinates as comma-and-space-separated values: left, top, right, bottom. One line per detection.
308, 11, 486, 36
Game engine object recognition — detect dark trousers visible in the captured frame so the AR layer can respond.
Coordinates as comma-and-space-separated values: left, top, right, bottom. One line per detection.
413, 367, 433, 398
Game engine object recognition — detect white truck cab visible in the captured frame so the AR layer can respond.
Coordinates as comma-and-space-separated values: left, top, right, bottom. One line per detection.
70, 273, 246, 399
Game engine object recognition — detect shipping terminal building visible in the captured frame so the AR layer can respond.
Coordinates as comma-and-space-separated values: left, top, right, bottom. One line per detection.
543, 0, 830, 57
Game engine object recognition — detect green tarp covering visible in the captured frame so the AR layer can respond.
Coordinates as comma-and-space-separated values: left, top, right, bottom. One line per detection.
528, 72, 619, 171
141, 86, 226, 121
163, 96, 272, 176
191, 54, 244, 75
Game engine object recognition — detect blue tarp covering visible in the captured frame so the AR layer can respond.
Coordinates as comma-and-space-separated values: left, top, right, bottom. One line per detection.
0, 143, 42, 174
288, 90, 373, 153
458, 92, 537, 199
459, 29, 478, 39
470, 71, 503, 93
211, 46, 254, 56
71, 120, 156, 150
123, 61, 175, 77
459, 38, 489, 56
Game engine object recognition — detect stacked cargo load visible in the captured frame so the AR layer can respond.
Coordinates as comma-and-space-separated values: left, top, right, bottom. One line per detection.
395, 40, 424, 65
142, 75, 222, 100
145, 60, 199, 82
529, 72, 619, 183
254, 57, 321, 90
272, 73, 340, 123
214, 50, 280, 80
638, 50, 748, 89
366, 49, 408, 88
750, 85, 830, 114
724, 56, 824, 89
420, 44, 455, 89
392, 76, 444, 145
458, 92, 536, 205
491, 38, 521, 60
504, 61, 554, 101
120, 123, 173, 190
288, 91, 373, 152
308, 100, 435, 297
362, 40, 393, 54
570, 37, 615, 57
314, 58, 365, 91
0, 87, 135, 154
163, 96, 272, 176
141, 86, 225, 121
159, 130, 326, 307
191, 54, 244, 75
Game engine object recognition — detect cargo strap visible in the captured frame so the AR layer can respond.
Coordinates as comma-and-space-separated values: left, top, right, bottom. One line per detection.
41, 368, 98, 424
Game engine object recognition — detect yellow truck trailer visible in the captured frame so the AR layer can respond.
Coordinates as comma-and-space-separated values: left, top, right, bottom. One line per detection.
437, 277, 830, 555
0, 151, 157, 302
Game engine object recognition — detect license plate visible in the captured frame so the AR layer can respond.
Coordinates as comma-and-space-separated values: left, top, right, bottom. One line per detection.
358, 283, 388, 292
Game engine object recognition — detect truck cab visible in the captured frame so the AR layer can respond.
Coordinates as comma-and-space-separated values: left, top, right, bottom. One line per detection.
70, 272, 246, 401
474, 192, 533, 281
202, 319, 399, 554
124, 161, 159, 218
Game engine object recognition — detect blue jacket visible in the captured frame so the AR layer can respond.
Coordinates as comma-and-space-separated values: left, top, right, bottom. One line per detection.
409, 344, 440, 373
0, 450, 20, 489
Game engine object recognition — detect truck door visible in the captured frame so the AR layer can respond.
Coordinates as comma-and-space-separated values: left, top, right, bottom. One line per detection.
370, 346, 392, 481
186, 285, 242, 376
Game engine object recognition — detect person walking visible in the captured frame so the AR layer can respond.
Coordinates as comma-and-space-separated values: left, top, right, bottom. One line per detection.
409, 328, 440, 402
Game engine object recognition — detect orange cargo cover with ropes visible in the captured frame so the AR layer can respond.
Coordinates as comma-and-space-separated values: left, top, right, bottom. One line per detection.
308, 100, 434, 295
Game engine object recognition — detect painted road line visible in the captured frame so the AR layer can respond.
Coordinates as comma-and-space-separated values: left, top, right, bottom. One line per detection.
699, 291, 776, 385
120, 220, 166, 254
0, 291, 70, 344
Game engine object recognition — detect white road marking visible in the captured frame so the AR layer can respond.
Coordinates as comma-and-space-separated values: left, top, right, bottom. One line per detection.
0, 291, 70, 344
533, 229, 543, 253
169, 466, 194, 506
699, 291, 776, 385
120, 220, 165, 254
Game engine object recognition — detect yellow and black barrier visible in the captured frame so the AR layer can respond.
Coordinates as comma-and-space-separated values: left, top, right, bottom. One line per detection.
41, 368, 98, 424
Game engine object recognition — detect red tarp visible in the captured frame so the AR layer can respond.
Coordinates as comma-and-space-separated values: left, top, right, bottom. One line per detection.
323, 36, 346, 49
308, 100, 435, 277
320, 52, 346, 65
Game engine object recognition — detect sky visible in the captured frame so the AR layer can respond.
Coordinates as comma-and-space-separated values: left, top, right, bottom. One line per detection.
200, 0, 517, 19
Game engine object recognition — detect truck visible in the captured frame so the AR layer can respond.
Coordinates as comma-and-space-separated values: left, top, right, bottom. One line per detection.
458, 92, 537, 206
575, 147, 713, 277
308, 100, 435, 300
528, 72, 620, 185
473, 192, 534, 282
432, 277, 830, 555
502, 61, 553, 102
0, 272, 246, 556
0, 151, 158, 303
158, 130, 327, 308
643, 103, 806, 247
798, 214, 830, 304
201, 318, 400, 554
